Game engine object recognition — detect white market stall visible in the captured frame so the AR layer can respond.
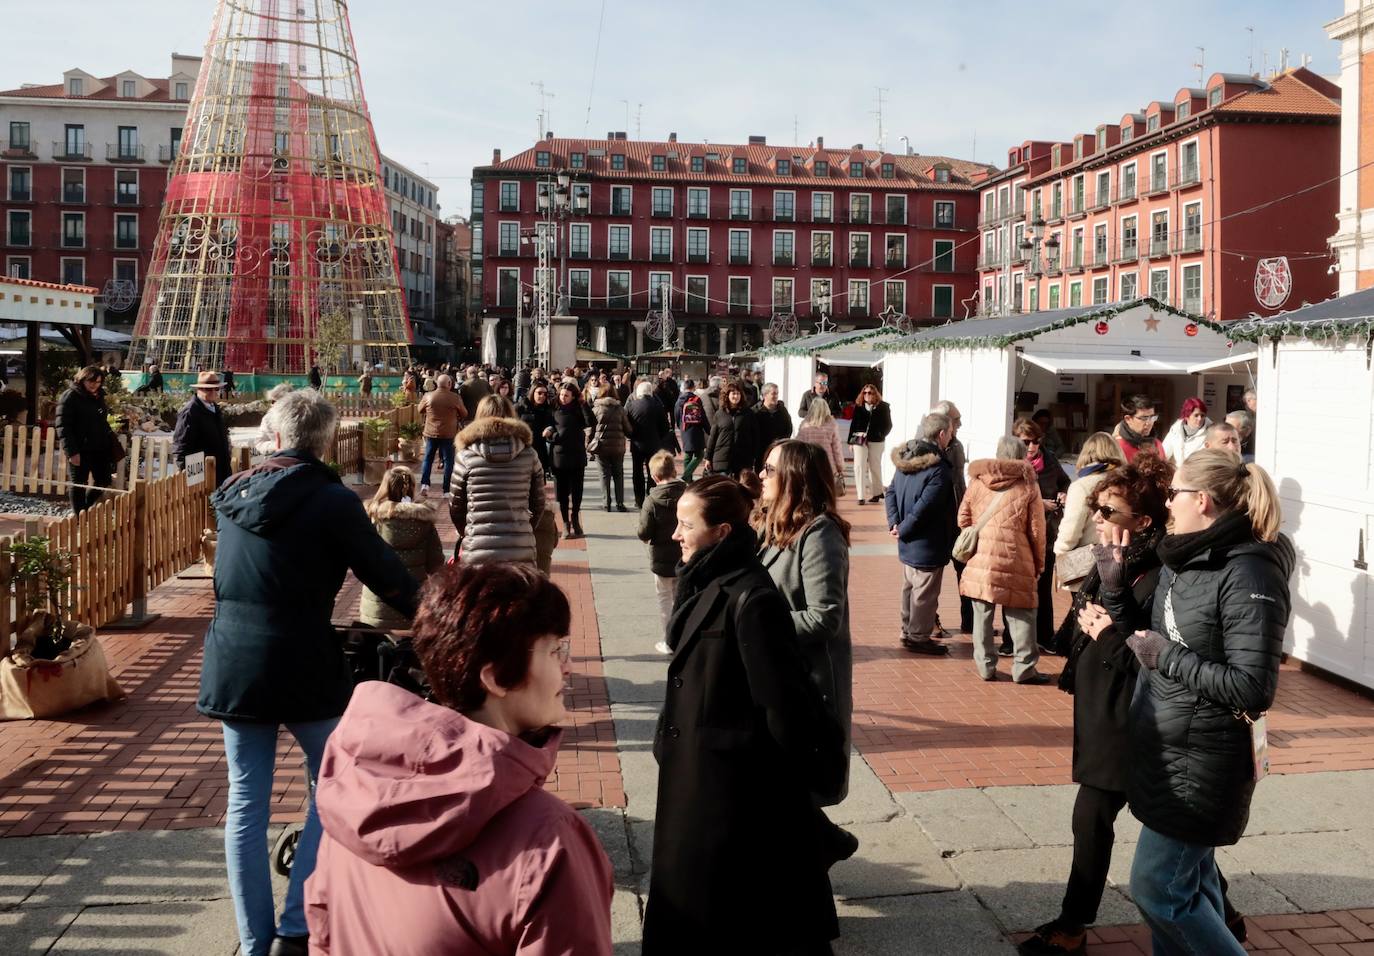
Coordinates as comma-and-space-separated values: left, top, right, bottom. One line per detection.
876, 298, 1253, 484
761, 326, 907, 418
1230, 289, 1374, 690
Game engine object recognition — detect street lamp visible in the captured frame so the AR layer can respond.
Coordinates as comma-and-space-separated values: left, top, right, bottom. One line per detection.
814, 289, 835, 334
522, 170, 585, 369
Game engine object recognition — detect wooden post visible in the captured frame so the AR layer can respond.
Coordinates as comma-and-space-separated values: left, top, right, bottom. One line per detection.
105, 477, 161, 629
24, 324, 40, 425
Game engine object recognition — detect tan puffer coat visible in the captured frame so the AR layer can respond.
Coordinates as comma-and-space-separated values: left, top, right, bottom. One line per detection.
360, 500, 445, 629
957, 458, 1046, 609
450, 417, 546, 565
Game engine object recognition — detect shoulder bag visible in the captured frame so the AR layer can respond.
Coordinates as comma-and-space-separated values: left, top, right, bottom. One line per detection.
1055, 544, 1097, 589
951, 489, 1009, 563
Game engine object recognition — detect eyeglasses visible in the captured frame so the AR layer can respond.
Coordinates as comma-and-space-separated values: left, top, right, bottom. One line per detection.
1022, 437, 1041, 446
1166, 487, 1202, 502
543, 638, 571, 664
1131, 414, 1159, 424
1094, 504, 1136, 520
762, 462, 778, 476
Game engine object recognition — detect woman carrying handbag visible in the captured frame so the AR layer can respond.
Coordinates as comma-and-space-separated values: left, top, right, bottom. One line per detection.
848, 385, 892, 505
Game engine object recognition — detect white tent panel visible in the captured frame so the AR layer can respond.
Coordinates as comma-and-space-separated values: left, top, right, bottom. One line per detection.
1018, 350, 1206, 375
1186, 349, 1258, 375
817, 349, 885, 369
879, 350, 940, 484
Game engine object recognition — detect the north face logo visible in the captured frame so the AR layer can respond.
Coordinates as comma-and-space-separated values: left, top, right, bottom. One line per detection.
436, 856, 480, 891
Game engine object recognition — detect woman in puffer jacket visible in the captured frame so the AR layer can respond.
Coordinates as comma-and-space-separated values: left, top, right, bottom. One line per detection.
957, 436, 1048, 685
449, 395, 546, 565
591, 392, 631, 512
1124, 449, 1292, 956
360, 466, 444, 629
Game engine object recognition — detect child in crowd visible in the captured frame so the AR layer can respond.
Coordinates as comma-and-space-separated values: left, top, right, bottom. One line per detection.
637, 450, 686, 654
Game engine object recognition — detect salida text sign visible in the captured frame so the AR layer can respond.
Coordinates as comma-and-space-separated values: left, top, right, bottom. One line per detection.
184, 452, 206, 488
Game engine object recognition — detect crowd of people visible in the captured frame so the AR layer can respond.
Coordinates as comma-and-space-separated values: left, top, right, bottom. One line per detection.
189, 363, 1290, 956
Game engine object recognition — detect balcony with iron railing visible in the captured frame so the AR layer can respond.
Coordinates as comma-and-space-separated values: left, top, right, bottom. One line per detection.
6, 185, 32, 203
1174, 163, 1200, 188
1145, 173, 1169, 197
978, 204, 1013, 227
1046, 201, 1064, 224
158, 144, 179, 163
1115, 183, 1137, 204
1091, 247, 1111, 268
1173, 229, 1203, 254
1148, 236, 1170, 259
107, 143, 145, 163
812, 253, 832, 267
687, 250, 708, 263
114, 233, 138, 250
774, 252, 794, 266
687, 205, 709, 219
608, 247, 631, 261
1181, 295, 1203, 314
849, 304, 870, 318
110, 189, 142, 207
53, 141, 92, 161
850, 208, 871, 225
729, 205, 750, 221
1067, 198, 1087, 220
850, 253, 871, 268
774, 207, 795, 222
886, 253, 905, 269
56, 231, 87, 250
1, 140, 37, 158
1043, 256, 1062, 276
651, 249, 672, 262
3, 227, 31, 247
1115, 240, 1139, 263
729, 251, 750, 265
651, 206, 673, 218
1089, 191, 1110, 212
729, 298, 751, 315
58, 183, 88, 204
1067, 252, 1086, 274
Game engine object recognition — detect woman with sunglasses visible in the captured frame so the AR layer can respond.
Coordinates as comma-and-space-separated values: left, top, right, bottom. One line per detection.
1053, 433, 1127, 593
1125, 449, 1291, 955
1011, 417, 1071, 657
306, 564, 614, 955
516, 382, 556, 481
848, 384, 893, 506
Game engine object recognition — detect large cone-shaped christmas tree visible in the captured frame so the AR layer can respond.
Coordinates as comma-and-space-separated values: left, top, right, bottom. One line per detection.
130, 0, 412, 374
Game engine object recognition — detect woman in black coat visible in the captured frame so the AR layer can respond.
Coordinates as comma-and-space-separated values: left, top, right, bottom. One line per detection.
644, 476, 844, 955
1124, 450, 1292, 956
516, 383, 557, 478
55, 365, 119, 514
847, 385, 893, 505
549, 383, 594, 539
702, 380, 760, 479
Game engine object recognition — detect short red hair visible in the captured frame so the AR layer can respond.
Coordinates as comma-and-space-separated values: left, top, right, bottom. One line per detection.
1179, 397, 1208, 420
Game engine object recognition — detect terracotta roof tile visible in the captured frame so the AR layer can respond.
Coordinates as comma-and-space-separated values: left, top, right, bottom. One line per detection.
480, 137, 994, 190
0, 77, 177, 102
1, 275, 98, 295
1213, 71, 1340, 116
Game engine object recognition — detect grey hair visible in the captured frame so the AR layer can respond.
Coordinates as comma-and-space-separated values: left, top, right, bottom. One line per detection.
1225, 408, 1254, 437
996, 436, 1028, 461
266, 382, 294, 403
762, 382, 780, 396
708, 375, 723, 388
921, 412, 951, 441
634, 380, 654, 399
272, 390, 339, 459
1242, 387, 1257, 401
931, 399, 960, 418
436, 374, 454, 389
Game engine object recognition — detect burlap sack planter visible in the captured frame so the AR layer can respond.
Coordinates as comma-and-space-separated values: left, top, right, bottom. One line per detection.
0, 623, 125, 721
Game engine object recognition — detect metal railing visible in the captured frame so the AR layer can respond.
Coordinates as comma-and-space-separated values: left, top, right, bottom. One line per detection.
52, 141, 92, 160
107, 143, 145, 162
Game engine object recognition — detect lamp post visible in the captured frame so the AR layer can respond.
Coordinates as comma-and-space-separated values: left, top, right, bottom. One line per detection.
814, 289, 835, 334
528, 171, 588, 369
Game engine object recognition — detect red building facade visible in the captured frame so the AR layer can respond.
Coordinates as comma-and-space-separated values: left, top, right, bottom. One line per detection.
977, 69, 1340, 321
472, 135, 993, 362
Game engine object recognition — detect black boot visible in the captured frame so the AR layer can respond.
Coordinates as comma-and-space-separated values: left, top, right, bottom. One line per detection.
571, 512, 584, 538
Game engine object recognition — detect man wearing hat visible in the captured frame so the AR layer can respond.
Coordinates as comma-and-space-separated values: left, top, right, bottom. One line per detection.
173, 371, 233, 488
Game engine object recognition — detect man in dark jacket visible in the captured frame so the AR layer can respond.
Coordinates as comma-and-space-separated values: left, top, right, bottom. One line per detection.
172, 371, 233, 488
199, 388, 418, 956
797, 373, 841, 418
56, 365, 119, 514
625, 382, 669, 508
884, 412, 956, 656
751, 383, 793, 470
134, 362, 165, 395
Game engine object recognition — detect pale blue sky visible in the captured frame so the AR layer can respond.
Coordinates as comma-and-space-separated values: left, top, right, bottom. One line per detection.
5, 1, 1344, 216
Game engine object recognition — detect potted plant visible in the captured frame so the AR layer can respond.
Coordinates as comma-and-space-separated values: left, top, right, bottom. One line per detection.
0, 536, 124, 720
360, 416, 392, 483
395, 421, 424, 462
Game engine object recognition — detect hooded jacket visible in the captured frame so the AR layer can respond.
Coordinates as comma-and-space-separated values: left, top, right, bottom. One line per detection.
197, 452, 418, 723
360, 500, 445, 630
884, 440, 955, 569
637, 479, 685, 576
957, 458, 1046, 609
450, 417, 545, 565
1128, 522, 1294, 847
703, 405, 760, 476
590, 396, 630, 459
305, 682, 614, 956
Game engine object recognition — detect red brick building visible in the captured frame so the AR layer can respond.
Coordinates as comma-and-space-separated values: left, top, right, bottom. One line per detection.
977, 68, 1340, 321
1, 56, 201, 330
472, 135, 993, 362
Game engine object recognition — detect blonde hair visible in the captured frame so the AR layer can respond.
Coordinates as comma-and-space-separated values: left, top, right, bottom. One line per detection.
1179, 448, 1282, 542
804, 397, 834, 427
368, 466, 417, 515
1076, 431, 1127, 470
476, 394, 516, 420
649, 449, 678, 480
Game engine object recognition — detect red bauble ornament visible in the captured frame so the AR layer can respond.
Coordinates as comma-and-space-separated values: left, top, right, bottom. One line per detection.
1095, 321, 1110, 335
1185, 323, 1199, 337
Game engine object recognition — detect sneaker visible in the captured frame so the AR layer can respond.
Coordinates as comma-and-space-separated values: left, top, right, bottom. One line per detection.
418, 485, 429, 498
654, 641, 673, 655
1016, 919, 1086, 955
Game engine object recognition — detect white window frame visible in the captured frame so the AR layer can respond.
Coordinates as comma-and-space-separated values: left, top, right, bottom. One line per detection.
1070, 226, 1084, 266
496, 266, 520, 306
568, 267, 592, 304
772, 276, 795, 311
607, 224, 632, 258
114, 167, 140, 204
1092, 275, 1109, 304
649, 225, 672, 258
1092, 221, 1109, 264
686, 226, 709, 260
1069, 280, 1083, 307
610, 184, 634, 216
59, 256, 85, 285
811, 230, 833, 264
1149, 208, 1170, 255
884, 193, 907, 225
498, 180, 520, 212
1149, 266, 1171, 304
113, 212, 139, 250
121, 79, 136, 98
1182, 200, 1203, 250
7, 165, 32, 201
1095, 169, 1111, 205
1119, 213, 1139, 257
773, 190, 796, 219
932, 283, 955, 319
1120, 271, 1139, 301
569, 221, 591, 256
1119, 160, 1137, 198
810, 278, 832, 312
849, 192, 872, 222
607, 269, 632, 307
651, 186, 674, 215
728, 188, 752, 218
728, 228, 751, 263
932, 238, 955, 272
61, 166, 86, 202
811, 191, 834, 222
497, 220, 520, 255
884, 278, 906, 313
174, 81, 189, 100
847, 278, 870, 311
1071, 174, 1085, 212
934, 199, 955, 228
1149, 149, 1169, 191
728, 275, 751, 311
772, 229, 796, 263
686, 186, 710, 216
1178, 137, 1201, 182
649, 270, 673, 308
6, 209, 31, 246
1181, 262, 1203, 312
61, 210, 86, 248
1047, 283, 1062, 310
685, 275, 709, 312
6, 255, 32, 278
849, 231, 871, 266
884, 232, 906, 269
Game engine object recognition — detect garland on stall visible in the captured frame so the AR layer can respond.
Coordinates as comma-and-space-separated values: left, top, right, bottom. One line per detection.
1228, 313, 1374, 344
880, 297, 1225, 354
759, 324, 914, 358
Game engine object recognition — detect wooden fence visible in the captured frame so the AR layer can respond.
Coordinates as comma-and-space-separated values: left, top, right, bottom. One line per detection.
142, 467, 215, 595
0, 426, 244, 497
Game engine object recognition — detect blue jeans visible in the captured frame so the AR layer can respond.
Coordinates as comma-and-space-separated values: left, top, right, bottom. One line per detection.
1130, 825, 1245, 956
419, 436, 455, 492
222, 718, 338, 956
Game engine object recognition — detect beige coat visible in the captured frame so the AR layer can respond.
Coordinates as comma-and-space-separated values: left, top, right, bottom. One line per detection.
1054, 469, 1110, 557
359, 500, 444, 629
957, 458, 1046, 609
419, 388, 467, 440
797, 422, 844, 477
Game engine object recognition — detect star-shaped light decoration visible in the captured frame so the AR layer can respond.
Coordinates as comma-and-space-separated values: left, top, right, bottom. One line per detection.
814, 315, 837, 335
1143, 314, 1161, 332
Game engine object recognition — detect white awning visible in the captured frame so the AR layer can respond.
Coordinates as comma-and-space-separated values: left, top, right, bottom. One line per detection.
1186, 348, 1258, 375
1018, 350, 1230, 375
818, 348, 885, 369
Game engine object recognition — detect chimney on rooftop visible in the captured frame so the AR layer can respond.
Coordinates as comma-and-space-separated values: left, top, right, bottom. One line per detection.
816, 136, 824, 149
492, 148, 501, 164
545, 130, 553, 140
748, 135, 767, 145
669, 132, 677, 143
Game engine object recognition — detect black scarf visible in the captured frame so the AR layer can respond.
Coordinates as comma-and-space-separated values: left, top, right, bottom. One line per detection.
672, 525, 759, 609
1117, 418, 1156, 449
1056, 524, 1165, 692
1157, 510, 1255, 571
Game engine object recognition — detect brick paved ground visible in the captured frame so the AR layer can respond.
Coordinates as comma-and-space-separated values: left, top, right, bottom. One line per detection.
0, 483, 622, 839
840, 493, 1374, 793
1010, 910, 1374, 955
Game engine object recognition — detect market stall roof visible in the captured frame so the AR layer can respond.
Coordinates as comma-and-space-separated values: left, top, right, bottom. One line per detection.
1229, 287, 1374, 342
759, 324, 910, 358
1018, 350, 1235, 375
1185, 346, 1259, 375
0, 325, 131, 347
881, 298, 1213, 353
633, 347, 718, 360
576, 345, 628, 362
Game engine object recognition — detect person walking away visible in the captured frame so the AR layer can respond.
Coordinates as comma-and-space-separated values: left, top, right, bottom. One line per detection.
637, 450, 686, 655
1112, 394, 1164, 462
959, 436, 1050, 684
626, 380, 668, 508
796, 396, 846, 493
702, 379, 761, 480
200, 390, 419, 956
56, 365, 120, 514
752, 383, 794, 471
359, 466, 443, 629
514, 364, 532, 403
849, 384, 893, 505
698, 375, 722, 425
356, 369, 372, 398
254, 383, 296, 457
590, 388, 631, 512
1014, 417, 1071, 655
308, 365, 322, 391
756, 440, 860, 868
797, 372, 841, 418
173, 371, 233, 489
416, 374, 466, 497
222, 368, 236, 397
449, 395, 545, 565
516, 382, 557, 480
885, 413, 957, 657
1161, 397, 1211, 466
459, 366, 490, 422
676, 382, 708, 482
1124, 450, 1292, 955
1052, 432, 1126, 593
306, 564, 613, 955
550, 383, 594, 538
932, 400, 973, 637
644, 476, 845, 955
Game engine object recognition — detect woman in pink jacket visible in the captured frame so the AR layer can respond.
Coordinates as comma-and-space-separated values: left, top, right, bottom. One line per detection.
305, 563, 613, 955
